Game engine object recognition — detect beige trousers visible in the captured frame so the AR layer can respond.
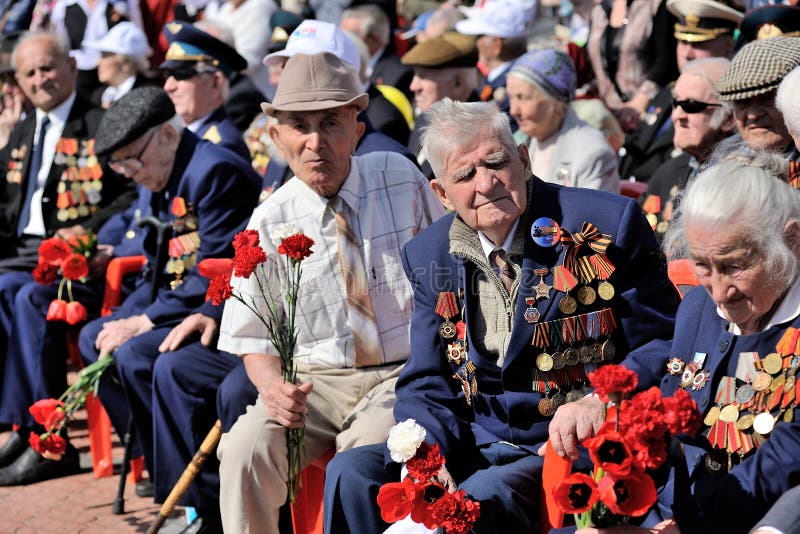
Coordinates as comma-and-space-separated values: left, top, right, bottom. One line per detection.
217, 362, 403, 533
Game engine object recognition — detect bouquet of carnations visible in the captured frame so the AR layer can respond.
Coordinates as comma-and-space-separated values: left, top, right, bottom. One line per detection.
32, 231, 97, 325
199, 225, 314, 503
552, 365, 703, 528
377, 419, 480, 534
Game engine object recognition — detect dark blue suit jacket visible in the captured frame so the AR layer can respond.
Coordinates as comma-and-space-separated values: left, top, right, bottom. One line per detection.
118, 131, 260, 325
625, 288, 800, 533
394, 177, 679, 480
196, 106, 251, 161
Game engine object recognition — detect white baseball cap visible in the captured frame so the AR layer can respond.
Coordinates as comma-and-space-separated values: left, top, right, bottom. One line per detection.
455, 0, 533, 39
83, 21, 152, 58
262, 19, 361, 73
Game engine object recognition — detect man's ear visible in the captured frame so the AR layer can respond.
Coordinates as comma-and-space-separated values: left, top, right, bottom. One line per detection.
267, 121, 288, 160
517, 143, 531, 178
785, 219, 800, 255
430, 178, 454, 211
353, 119, 366, 153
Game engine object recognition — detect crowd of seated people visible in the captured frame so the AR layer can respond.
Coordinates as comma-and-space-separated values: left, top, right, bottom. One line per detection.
0, 1, 799, 534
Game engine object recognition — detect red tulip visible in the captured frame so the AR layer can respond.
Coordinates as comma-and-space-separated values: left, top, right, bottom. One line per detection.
597, 470, 657, 517
65, 301, 87, 325
46, 299, 68, 321
552, 472, 600, 514
583, 427, 634, 477
29, 399, 65, 427
377, 477, 419, 523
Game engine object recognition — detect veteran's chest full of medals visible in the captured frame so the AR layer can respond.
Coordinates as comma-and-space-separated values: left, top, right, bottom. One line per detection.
165, 196, 200, 289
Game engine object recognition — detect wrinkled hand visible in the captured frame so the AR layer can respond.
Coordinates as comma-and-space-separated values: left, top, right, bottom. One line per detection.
537, 396, 605, 460
245, 354, 313, 429
577, 519, 679, 534
435, 465, 457, 493
95, 314, 154, 357
56, 224, 87, 240
0, 87, 23, 149
159, 313, 218, 352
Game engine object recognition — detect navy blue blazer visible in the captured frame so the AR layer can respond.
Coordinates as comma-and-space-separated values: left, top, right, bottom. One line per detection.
196, 106, 251, 162
625, 288, 800, 533
394, 177, 679, 479
130, 131, 261, 324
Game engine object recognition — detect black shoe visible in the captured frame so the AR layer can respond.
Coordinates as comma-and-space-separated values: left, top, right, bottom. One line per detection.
0, 444, 80, 485
135, 478, 154, 498
0, 430, 29, 468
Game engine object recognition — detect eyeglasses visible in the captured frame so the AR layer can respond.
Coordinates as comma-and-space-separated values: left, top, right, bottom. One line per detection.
672, 98, 722, 114
108, 129, 157, 177
163, 67, 203, 81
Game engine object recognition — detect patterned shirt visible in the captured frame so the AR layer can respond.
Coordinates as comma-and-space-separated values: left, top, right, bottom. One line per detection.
218, 151, 446, 368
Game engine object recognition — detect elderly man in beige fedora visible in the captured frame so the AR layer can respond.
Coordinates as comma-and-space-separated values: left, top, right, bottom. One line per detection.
215, 51, 446, 533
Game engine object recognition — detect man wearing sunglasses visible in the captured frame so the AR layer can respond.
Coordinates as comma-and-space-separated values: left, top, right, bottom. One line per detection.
641, 57, 734, 242
160, 20, 251, 162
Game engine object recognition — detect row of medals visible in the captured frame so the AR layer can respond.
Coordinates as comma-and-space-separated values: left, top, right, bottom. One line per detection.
55, 180, 102, 221
556, 279, 615, 316
698, 352, 797, 472
166, 213, 200, 287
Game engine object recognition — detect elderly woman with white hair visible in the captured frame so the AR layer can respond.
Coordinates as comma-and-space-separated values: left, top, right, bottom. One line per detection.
551, 151, 800, 534
507, 48, 621, 193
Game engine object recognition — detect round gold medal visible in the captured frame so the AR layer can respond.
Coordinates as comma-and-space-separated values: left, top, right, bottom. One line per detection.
559, 295, 577, 315
762, 353, 783, 375
783, 407, 794, 423
577, 286, 596, 306
718, 404, 739, 423
785, 375, 796, 391
753, 412, 775, 435
703, 405, 721, 427
173, 259, 186, 274
597, 281, 615, 301
439, 320, 456, 339
56, 209, 69, 222
538, 397, 555, 417
67, 207, 79, 219
656, 221, 670, 234
753, 372, 772, 392
536, 352, 554, 372
770, 373, 785, 392
736, 413, 755, 430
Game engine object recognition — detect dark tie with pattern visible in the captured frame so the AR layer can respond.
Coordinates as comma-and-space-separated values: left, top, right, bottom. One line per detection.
17, 116, 50, 236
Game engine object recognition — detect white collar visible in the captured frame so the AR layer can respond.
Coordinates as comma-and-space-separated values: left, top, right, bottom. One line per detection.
478, 219, 520, 262
721, 277, 800, 335
37, 91, 75, 128
186, 112, 213, 133
487, 61, 512, 83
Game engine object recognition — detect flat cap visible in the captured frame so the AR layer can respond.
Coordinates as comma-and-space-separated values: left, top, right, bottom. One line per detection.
739, 5, 800, 44
94, 87, 176, 156
161, 20, 247, 76
401, 32, 478, 69
717, 37, 800, 101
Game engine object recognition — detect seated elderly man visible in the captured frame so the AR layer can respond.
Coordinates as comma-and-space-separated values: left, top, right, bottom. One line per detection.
715, 37, 800, 155
507, 48, 620, 193
77, 87, 261, 492
547, 151, 800, 533
323, 98, 679, 533
215, 51, 445, 533
641, 57, 734, 241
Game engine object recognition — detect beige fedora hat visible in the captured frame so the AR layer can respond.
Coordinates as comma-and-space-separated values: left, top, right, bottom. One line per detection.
261, 51, 368, 116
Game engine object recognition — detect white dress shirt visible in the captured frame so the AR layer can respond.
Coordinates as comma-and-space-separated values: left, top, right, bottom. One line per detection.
218, 151, 446, 368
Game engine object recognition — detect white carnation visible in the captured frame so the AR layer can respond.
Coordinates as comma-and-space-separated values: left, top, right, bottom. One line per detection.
387, 419, 427, 463
269, 223, 303, 247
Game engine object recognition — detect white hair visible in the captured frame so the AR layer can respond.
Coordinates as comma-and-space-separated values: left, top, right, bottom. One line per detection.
777, 66, 800, 138
11, 31, 71, 67
680, 57, 733, 130
341, 4, 390, 48
663, 151, 800, 288
421, 98, 517, 178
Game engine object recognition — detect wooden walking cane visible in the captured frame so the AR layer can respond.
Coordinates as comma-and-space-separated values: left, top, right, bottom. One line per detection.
147, 419, 223, 534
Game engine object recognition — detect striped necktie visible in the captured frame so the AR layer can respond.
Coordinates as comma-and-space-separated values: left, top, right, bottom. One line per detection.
490, 248, 515, 294
332, 202, 382, 368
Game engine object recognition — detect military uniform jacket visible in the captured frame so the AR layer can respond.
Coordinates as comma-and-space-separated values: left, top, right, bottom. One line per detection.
0, 96, 134, 258
393, 177, 679, 478
625, 288, 800, 533
196, 106, 251, 162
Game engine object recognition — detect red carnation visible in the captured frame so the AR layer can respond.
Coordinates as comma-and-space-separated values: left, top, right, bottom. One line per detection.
429, 489, 480, 534
29, 431, 67, 457
232, 229, 260, 250
584, 427, 634, 476
232, 245, 266, 279
588, 364, 638, 403
206, 273, 233, 305
377, 478, 419, 523
32, 259, 59, 285
552, 472, 600, 514
29, 399, 65, 427
198, 258, 233, 279
407, 442, 445, 481
65, 301, 87, 325
662, 388, 703, 436
46, 299, 68, 321
278, 234, 315, 262
61, 253, 89, 280
597, 470, 657, 517
38, 237, 72, 266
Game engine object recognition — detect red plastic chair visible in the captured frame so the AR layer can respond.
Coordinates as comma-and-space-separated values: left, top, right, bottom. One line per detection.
620, 180, 648, 200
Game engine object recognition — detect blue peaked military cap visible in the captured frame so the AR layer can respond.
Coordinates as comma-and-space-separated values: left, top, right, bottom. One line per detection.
160, 20, 247, 77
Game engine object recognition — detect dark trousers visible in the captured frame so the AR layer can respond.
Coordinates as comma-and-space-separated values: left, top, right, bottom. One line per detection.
324, 441, 544, 534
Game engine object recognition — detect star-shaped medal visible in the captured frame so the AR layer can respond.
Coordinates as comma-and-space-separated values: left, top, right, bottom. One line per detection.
534, 279, 551, 300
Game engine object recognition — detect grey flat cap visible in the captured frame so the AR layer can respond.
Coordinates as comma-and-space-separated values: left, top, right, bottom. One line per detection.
94, 87, 176, 156
717, 37, 800, 101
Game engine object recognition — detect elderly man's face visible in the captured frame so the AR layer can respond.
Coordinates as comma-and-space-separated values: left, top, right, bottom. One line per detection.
269, 106, 365, 198
734, 91, 792, 151
163, 68, 223, 125
410, 68, 458, 112
432, 133, 530, 244
687, 222, 786, 335
671, 73, 730, 160
108, 126, 176, 192
676, 37, 732, 73
14, 36, 76, 112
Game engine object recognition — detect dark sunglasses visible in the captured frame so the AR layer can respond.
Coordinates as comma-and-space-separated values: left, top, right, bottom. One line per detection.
163, 67, 203, 81
672, 98, 722, 114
